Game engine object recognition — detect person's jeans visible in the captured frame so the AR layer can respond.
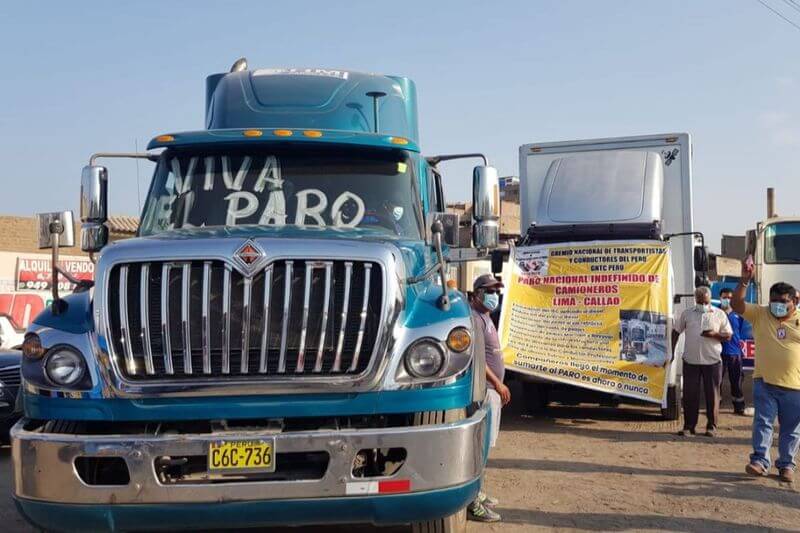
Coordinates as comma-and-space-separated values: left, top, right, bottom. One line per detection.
750, 378, 800, 471
721, 354, 745, 413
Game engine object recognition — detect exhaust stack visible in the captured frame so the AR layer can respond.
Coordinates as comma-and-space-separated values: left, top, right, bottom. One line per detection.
767, 187, 776, 218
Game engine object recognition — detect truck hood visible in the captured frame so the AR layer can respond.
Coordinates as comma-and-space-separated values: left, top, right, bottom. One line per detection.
122, 225, 434, 281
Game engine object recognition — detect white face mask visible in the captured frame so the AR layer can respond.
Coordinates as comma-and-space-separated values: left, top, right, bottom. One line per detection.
695, 303, 710, 312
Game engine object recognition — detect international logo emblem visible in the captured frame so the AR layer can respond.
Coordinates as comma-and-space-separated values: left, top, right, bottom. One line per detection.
235, 240, 263, 271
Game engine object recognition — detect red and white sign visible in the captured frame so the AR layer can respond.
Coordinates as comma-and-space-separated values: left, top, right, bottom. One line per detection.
345, 479, 411, 495
15, 257, 94, 292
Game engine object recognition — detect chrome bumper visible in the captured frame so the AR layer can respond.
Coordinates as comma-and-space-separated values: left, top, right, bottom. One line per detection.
12, 404, 487, 505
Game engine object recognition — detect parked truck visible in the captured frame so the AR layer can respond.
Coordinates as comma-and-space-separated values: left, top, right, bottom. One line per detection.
746, 189, 800, 305
511, 133, 707, 419
12, 61, 499, 532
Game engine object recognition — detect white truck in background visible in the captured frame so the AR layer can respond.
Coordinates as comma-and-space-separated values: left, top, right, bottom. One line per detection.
746, 190, 800, 304
512, 133, 707, 419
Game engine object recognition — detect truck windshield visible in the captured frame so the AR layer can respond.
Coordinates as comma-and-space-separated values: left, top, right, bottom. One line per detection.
764, 222, 800, 264
139, 146, 422, 239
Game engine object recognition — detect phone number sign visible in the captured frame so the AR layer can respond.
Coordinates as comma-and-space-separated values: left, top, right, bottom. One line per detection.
16, 257, 94, 292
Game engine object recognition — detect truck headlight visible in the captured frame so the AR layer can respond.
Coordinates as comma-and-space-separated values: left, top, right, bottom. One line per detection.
404, 340, 445, 378
44, 347, 86, 386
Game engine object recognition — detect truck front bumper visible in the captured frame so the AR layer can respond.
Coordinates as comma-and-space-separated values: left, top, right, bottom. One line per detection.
12, 404, 488, 530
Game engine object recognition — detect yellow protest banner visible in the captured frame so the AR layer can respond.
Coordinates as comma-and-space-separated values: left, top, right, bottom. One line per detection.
499, 240, 672, 404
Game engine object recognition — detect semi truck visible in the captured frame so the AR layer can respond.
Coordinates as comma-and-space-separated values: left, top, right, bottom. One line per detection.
746, 189, 800, 305
511, 133, 707, 419
11, 60, 499, 532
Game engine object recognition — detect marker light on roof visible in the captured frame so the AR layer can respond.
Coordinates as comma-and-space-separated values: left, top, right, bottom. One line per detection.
389, 137, 409, 145
243, 129, 263, 137
155, 135, 175, 142
273, 129, 293, 137
303, 130, 323, 138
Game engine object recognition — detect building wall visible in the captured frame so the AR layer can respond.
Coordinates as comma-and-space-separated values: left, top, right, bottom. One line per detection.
721, 234, 746, 260
0, 216, 135, 328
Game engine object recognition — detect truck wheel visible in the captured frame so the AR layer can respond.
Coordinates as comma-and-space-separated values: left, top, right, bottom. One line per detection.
411, 508, 467, 533
522, 382, 550, 415
661, 384, 680, 421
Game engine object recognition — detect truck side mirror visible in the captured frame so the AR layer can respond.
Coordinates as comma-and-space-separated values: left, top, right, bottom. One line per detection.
693, 245, 709, 273
36, 211, 76, 313
80, 165, 109, 252
427, 212, 460, 247
472, 165, 500, 249
36, 211, 75, 249
694, 245, 710, 288
745, 229, 757, 257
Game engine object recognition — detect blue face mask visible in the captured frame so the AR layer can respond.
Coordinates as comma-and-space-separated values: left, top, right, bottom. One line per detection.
719, 298, 731, 309
770, 301, 789, 318
483, 292, 499, 311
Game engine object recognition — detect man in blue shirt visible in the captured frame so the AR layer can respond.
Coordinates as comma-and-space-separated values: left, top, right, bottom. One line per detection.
719, 287, 747, 415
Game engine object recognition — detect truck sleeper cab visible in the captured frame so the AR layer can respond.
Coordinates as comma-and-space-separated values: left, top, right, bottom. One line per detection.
12, 63, 499, 532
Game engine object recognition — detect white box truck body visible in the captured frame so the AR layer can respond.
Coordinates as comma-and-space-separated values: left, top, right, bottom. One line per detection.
515, 133, 700, 418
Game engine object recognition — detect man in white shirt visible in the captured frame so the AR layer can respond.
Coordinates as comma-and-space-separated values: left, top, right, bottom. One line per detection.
674, 286, 733, 437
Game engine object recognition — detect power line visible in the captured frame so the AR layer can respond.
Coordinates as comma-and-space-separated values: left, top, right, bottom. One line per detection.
782, 0, 800, 14
785, 0, 800, 13
757, 0, 800, 32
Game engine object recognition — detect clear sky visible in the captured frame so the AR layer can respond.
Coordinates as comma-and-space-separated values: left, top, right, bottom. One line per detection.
1, 0, 799, 252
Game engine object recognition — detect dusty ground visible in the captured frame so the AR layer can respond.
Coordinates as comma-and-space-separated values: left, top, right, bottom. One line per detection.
474, 378, 800, 533
1, 377, 798, 532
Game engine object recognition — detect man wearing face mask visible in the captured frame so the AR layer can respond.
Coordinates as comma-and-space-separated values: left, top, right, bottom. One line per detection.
466, 273, 509, 523
734, 263, 800, 484
674, 286, 733, 437
719, 288, 748, 415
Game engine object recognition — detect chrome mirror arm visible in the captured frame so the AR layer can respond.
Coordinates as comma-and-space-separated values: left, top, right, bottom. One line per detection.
432, 222, 450, 311
405, 221, 450, 311
89, 152, 158, 165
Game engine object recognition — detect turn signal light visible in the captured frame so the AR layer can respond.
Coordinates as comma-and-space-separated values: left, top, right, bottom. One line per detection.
446, 328, 471, 353
22, 333, 45, 359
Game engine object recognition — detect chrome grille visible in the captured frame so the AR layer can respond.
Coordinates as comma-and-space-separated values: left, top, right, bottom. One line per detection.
106, 260, 383, 381
0, 366, 20, 387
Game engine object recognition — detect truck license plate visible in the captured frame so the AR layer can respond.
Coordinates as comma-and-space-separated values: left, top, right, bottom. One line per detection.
208, 439, 275, 473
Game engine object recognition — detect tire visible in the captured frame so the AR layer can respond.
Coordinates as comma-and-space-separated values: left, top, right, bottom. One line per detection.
411, 508, 467, 533
661, 384, 680, 421
522, 381, 550, 415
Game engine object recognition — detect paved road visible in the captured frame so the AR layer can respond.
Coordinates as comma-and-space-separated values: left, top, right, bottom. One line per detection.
0, 446, 29, 532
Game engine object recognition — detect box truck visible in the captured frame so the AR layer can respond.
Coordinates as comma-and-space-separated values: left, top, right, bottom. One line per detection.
511, 133, 707, 418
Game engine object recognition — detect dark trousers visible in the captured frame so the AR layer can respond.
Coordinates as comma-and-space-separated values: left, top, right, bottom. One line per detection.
722, 354, 746, 414
683, 361, 723, 431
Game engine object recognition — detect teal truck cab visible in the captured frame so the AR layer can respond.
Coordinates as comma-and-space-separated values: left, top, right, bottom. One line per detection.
12, 60, 500, 532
